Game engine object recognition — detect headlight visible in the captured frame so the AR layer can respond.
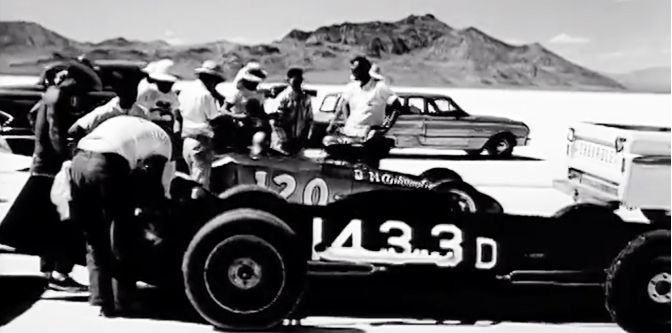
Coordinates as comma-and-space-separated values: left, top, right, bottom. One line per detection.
567, 128, 575, 142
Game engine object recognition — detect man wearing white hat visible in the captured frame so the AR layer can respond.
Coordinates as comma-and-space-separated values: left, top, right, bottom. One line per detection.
327, 56, 401, 142
217, 62, 270, 151
138, 59, 174, 96
178, 60, 226, 190
136, 60, 181, 130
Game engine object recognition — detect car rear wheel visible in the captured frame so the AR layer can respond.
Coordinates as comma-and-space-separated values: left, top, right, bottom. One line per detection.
605, 229, 671, 333
183, 208, 306, 331
434, 181, 481, 213
485, 133, 515, 157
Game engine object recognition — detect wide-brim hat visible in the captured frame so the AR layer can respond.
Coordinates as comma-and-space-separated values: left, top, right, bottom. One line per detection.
369, 64, 384, 80
236, 62, 267, 83
145, 59, 178, 82
195, 60, 226, 79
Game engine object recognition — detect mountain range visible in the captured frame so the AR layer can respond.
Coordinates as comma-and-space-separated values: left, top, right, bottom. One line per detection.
0, 15, 667, 92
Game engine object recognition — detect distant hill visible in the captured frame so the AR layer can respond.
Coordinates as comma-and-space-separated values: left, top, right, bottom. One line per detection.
607, 67, 670, 93
0, 16, 627, 91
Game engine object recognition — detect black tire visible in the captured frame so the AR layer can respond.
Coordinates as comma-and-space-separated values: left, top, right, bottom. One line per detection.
552, 203, 624, 224
420, 168, 463, 183
485, 133, 515, 157
217, 185, 288, 218
182, 208, 306, 331
642, 210, 671, 225
605, 229, 671, 333
433, 181, 483, 213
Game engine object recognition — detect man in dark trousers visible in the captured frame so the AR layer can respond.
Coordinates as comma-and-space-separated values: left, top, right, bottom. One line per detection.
70, 115, 174, 317
0, 62, 100, 292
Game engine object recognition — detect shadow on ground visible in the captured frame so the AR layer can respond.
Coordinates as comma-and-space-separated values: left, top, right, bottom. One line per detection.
44, 277, 611, 329
0, 276, 47, 327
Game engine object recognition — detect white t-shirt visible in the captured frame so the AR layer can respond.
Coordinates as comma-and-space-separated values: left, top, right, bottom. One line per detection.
340, 79, 398, 131
73, 97, 147, 134
225, 85, 266, 115
77, 116, 174, 198
136, 84, 181, 133
178, 80, 220, 138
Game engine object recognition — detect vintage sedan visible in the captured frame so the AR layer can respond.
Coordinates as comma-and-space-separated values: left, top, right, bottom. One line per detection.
313, 91, 531, 157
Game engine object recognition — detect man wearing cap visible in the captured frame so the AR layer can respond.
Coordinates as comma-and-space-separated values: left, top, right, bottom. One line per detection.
178, 60, 226, 190
270, 68, 314, 155
0, 62, 101, 293
326, 57, 401, 143
218, 62, 270, 151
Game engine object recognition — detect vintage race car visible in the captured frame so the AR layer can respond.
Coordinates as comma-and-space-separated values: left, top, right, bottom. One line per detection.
553, 122, 671, 224
208, 140, 501, 213
312, 90, 530, 156
1, 139, 669, 332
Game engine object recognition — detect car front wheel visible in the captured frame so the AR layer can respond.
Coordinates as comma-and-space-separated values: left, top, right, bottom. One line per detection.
183, 208, 306, 331
485, 133, 515, 157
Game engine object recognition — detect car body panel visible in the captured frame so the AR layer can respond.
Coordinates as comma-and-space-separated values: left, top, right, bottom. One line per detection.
313, 91, 530, 151
209, 152, 486, 208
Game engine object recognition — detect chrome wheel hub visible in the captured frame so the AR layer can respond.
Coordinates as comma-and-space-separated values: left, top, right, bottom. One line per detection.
228, 258, 262, 290
448, 189, 477, 212
647, 272, 671, 304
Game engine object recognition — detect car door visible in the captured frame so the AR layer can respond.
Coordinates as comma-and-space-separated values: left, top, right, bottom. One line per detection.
422, 97, 472, 148
386, 95, 428, 148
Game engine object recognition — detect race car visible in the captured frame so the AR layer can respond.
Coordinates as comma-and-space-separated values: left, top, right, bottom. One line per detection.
208, 137, 503, 214
1, 137, 669, 333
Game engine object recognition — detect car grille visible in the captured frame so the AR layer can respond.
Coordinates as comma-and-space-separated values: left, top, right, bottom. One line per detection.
573, 140, 619, 167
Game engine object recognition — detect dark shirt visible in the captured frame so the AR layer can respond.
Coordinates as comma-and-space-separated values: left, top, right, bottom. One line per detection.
30, 86, 77, 176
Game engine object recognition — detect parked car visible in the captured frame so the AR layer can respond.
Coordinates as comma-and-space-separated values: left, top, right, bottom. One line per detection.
0, 59, 147, 155
312, 91, 531, 157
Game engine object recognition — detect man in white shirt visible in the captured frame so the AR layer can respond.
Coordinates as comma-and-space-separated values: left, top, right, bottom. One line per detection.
326, 56, 402, 144
217, 62, 270, 151
69, 115, 173, 317
178, 60, 226, 190
69, 69, 148, 138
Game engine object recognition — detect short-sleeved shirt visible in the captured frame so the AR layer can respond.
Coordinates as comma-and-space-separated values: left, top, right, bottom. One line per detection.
77, 116, 172, 169
340, 79, 398, 129
178, 80, 220, 138
77, 116, 174, 197
73, 97, 147, 134
136, 83, 181, 132
273, 87, 313, 140
225, 86, 266, 116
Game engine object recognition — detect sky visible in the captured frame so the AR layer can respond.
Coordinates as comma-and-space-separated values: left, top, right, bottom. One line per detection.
1, 0, 669, 73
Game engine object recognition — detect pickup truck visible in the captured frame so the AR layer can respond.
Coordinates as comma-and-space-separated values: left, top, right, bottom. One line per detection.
553, 122, 671, 224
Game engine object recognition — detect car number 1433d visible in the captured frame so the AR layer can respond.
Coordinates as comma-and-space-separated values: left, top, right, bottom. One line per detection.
311, 218, 499, 270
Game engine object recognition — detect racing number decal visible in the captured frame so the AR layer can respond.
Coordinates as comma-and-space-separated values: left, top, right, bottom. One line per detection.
254, 170, 329, 206
312, 218, 498, 270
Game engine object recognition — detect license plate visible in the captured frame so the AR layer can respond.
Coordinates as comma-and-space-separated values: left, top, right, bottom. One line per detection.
573, 140, 619, 166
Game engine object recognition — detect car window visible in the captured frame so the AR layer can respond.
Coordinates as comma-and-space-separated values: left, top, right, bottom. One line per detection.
320, 94, 340, 112
407, 97, 424, 114
428, 98, 456, 113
